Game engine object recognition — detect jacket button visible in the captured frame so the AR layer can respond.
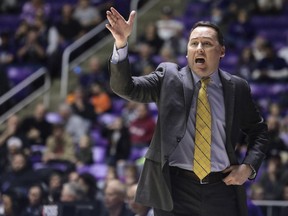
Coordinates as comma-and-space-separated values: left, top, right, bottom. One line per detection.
176, 138, 181, 142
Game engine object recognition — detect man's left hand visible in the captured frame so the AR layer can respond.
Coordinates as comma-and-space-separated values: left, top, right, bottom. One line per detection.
222, 164, 252, 185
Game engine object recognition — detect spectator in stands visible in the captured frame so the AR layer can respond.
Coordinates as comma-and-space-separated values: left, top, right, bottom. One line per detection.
0, 0, 19, 13
102, 116, 131, 166
57, 103, 90, 144
47, 171, 63, 203
122, 163, 139, 186
20, 184, 45, 216
278, 40, 288, 64
90, 83, 112, 114
128, 104, 155, 154
66, 86, 96, 124
73, 0, 102, 32
280, 116, 288, 148
102, 179, 133, 216
252, 42, 288, 82
259, 153, 286, 200
14, 20, 30, 47
235, 47, 257, 81
157, 45, 178, 64
227, 9, 255, 49
266, 115, 287, 156
156, 6, 184, 41
78, 56, 109, 92
60, 182, 85, 202
0, 32, 15, 66
165, 27, 188, 56
76, 134, 93, 167
55, 3, 83, 50
0, 115, 24, 174
0, 31, 15, 103
0, 191, 22, 216
138, 23, 164, 55
20, 103, 52, 147
5, 137, 25, 171
20, 0, 51, 25
255, 0, 284, 15
0, 153, 37, 195
131, 43, 157, 76
121, 101, 138, 128
126, 183, 153, 216
251, 35, 269, 61
17, 27, 46, 65
42, 123, 76, 164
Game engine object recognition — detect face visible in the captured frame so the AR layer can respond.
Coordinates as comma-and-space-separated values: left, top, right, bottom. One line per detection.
187, 26, 225, 77
28, 186, 42, 206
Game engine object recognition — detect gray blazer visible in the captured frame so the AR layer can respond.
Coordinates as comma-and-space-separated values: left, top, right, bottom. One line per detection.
109, 58, 269, 216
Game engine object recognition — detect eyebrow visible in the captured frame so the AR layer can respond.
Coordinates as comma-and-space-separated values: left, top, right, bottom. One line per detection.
189, 36, 214, 40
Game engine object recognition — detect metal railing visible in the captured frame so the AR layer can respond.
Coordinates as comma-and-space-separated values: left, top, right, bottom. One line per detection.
252, 200, 288, 216
0, 67, 50, 124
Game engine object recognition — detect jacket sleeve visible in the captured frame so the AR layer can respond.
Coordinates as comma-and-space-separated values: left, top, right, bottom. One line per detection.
109, 58, 166, 103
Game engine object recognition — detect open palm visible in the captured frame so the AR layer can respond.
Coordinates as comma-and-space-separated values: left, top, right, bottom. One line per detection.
106, 7, 136, 48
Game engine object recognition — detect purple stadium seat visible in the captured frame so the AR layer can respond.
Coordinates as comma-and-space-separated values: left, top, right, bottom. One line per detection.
88, 164, 108, 180
92, 146, 106, 163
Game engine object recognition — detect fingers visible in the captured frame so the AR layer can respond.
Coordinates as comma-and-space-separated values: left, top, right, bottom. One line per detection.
128, 10, 137, 25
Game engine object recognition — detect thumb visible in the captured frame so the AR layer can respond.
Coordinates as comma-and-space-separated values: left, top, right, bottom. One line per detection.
222, 166, 234, 173
128, 10, 137, 25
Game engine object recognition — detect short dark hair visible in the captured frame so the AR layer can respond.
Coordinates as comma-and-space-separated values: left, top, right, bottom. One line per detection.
191, 21, 225, 46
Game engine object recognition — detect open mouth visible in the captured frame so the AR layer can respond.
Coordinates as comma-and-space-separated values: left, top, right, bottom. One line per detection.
195, 58, 205, 64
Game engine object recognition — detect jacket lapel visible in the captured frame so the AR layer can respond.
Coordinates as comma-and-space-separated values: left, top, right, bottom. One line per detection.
179, 66, 195, 120
219, 70, 237, 164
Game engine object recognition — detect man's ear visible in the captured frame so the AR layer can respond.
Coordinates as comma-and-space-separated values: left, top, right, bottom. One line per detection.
220, 46, 225, 58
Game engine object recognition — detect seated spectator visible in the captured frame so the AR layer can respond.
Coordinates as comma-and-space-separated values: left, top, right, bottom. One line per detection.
42, 123, 76, 164
76, 134, 93, 167
126, 183, 153, 216
0, 115, 24, 174
14, 20, 30, 47
0, 0, 19, 13
20, 103, 52, 147
20, 184, 45, 216
60, 182, 85, 202
0, 32, 15, 66
156, 6, 184, 41
0, 153, 38, 195
16, 27, 46, 65
47, 171, 63, 203
131, 43, 157, 76
57, 103, 91, 144
102, 116, 131, 166
251, 35, 269, 61
78, 56, 109, 92
89, 83, 112, 114
259, 153, 286, 200
73, 0, 102, 32
55, 3, 83, 50
122, 163, 139, 186
0, 190, 23, 216
137, 23, 164, 55
255, 0, 284, 15
102, 179, 133, 216
128, 104, 155, 151
226, 9, 254, 49
20, 0, 51, 25
66, 87, 96, 124
266, 115, 287, 156
252, 42, 288, 82
235, 47, 257, 81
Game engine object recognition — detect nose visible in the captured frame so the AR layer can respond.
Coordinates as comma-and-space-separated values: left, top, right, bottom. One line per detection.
196, 43, 204, 51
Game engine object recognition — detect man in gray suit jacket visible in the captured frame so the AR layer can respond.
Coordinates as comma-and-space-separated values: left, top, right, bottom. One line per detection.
106, 7, 269, 216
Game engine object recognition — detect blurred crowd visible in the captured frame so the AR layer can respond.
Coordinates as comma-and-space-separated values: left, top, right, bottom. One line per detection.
1, 0, 288, 216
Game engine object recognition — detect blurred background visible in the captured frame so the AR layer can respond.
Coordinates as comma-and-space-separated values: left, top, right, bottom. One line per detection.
0, 0, 288, 216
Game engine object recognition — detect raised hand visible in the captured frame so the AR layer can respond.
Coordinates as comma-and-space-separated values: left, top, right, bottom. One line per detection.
106, 7, 136, 48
